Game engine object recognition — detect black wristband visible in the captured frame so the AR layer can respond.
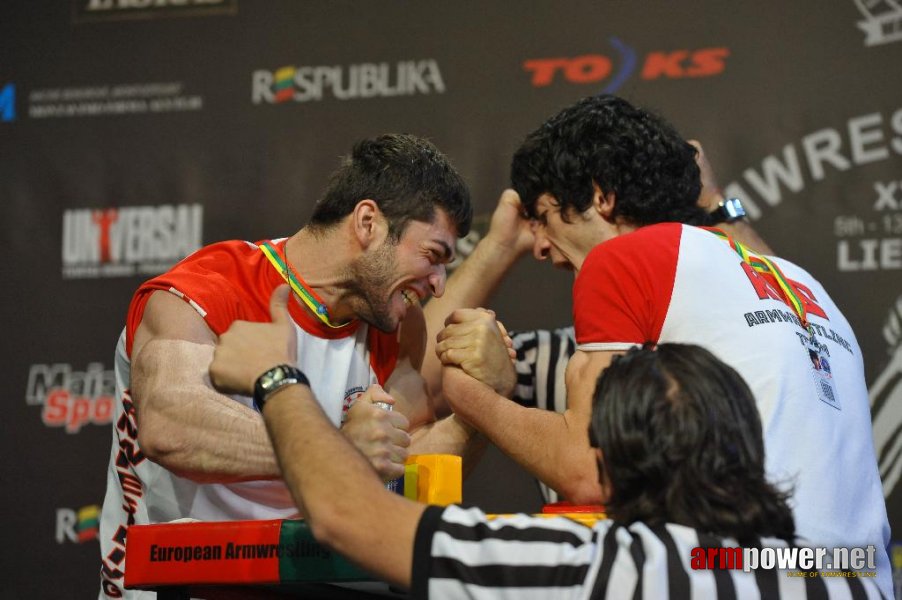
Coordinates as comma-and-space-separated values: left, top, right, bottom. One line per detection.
253, 365, 310, 412
707, 197, 747, 225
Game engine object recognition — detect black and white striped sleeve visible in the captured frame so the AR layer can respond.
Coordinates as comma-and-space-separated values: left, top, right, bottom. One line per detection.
509, 326, 575, 412
508, 326, 576, 503
412, 513, 887, 600
411, 504, 604, 599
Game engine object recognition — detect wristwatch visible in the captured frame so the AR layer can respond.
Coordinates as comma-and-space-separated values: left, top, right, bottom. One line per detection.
708, 197, 747, 224
253, 365, 310, 412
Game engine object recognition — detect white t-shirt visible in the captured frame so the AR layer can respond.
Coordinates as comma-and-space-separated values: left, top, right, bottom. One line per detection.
571, 223, 891, 598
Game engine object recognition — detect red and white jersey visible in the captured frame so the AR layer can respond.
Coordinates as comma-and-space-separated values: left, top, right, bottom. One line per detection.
98, 239, 399, 599
573, 223, 891, 597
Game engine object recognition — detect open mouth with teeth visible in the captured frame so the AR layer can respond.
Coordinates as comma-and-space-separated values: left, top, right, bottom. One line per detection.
401, 289, 416, 306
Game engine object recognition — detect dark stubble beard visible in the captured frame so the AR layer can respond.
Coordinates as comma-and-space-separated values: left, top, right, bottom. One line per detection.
347, 240, 400, 333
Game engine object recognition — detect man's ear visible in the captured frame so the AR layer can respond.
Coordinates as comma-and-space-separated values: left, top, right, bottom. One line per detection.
351, 199, 386, 249
592, 183, 616, 221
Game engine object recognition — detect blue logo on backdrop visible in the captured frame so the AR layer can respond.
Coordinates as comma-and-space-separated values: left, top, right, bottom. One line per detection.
0, 83, 15, 122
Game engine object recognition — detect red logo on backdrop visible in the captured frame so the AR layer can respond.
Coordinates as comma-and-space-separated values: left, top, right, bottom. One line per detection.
61, 203, 203, 279
26, 362, 115, 433
523, 38, 729, 91
92, 208, 118, 263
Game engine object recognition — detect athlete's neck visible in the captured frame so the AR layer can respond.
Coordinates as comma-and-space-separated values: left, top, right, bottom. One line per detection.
283, 227, 358, 324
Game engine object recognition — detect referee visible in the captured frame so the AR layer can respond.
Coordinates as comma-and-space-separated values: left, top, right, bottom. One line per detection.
209, 286, 884, 599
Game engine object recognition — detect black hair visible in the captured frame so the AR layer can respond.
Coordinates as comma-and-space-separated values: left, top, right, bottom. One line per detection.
310, 133, 472, 239
589, 344, 796, 544
511, 94, 707, 226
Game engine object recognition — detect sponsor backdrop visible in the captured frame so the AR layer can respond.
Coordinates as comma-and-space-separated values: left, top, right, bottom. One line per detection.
1, 0, 900, 596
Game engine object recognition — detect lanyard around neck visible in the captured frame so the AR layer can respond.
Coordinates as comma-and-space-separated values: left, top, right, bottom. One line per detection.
701, 227, 811, 332
258, 241, 350, 329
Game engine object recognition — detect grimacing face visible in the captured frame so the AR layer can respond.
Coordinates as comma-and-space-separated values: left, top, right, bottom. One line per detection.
530, 194, 605, 273
351, 209, 456, 332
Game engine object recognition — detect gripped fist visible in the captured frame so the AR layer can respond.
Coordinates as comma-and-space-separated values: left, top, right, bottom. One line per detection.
484, 189, 535, 257
210, 285, 297, 396
436, 308, 517, 397
440, 363, 494, 411
341, 384, 411, 481
688, 139, 724, 212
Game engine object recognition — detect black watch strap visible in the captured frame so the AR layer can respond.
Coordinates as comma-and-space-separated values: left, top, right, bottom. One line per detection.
707, 197, 746, 225
253, 365, 310, 412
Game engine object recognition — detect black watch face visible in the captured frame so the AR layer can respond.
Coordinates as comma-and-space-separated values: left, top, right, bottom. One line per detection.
723, 198, 746, 221
261, 366, 288, 391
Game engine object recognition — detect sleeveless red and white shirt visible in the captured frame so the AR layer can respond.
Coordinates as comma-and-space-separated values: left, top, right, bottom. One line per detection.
99, 239, 399, 599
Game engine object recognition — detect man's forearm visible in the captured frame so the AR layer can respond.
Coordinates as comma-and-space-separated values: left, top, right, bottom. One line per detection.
262, 384, 424, 589
444, 370, 603, 503
133, 339, 281, 482
422, 236, 525, 400
410, 413, 488, 477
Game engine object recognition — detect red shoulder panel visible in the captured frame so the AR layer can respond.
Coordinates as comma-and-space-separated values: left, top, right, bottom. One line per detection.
572, 223, 682, 346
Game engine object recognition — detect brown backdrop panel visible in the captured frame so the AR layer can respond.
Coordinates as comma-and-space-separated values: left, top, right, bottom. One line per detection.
1, 1, 899, 596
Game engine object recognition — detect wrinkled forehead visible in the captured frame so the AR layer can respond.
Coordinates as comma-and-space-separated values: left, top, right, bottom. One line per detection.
535, 194, 560, 214
425, 207, 458, 240
534, 193, 584, 224
399, 208, 457, 258
521, 192, 552, 219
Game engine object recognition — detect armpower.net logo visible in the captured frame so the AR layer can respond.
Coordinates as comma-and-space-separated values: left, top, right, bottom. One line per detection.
692, 544, 879, 578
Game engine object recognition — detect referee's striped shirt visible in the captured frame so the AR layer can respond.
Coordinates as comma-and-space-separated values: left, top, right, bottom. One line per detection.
411, 505, 884, 599
509, 327, 576, 504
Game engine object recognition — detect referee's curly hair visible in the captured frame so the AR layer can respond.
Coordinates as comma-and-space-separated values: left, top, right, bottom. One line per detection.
511, 94, 707, 227
589, 344, 796, 545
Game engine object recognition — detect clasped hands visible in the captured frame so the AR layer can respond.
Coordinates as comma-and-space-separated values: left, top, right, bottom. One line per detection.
209, 285, 515, 482
435, 308, 517, 398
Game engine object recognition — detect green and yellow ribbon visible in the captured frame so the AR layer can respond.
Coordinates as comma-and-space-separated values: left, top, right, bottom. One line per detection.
702, 227, 809, 332
259, 241, 349, 329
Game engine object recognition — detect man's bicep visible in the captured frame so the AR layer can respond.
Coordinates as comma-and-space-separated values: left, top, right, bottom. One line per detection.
133, 338, 216, 395
391, 304, 444, 426
132, 290, 217, 362
384, 358, 438, 429
397, 303, 427, 371
131, 290, 218, 418
559, 350, 612, 474
565, 349, 619, 416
